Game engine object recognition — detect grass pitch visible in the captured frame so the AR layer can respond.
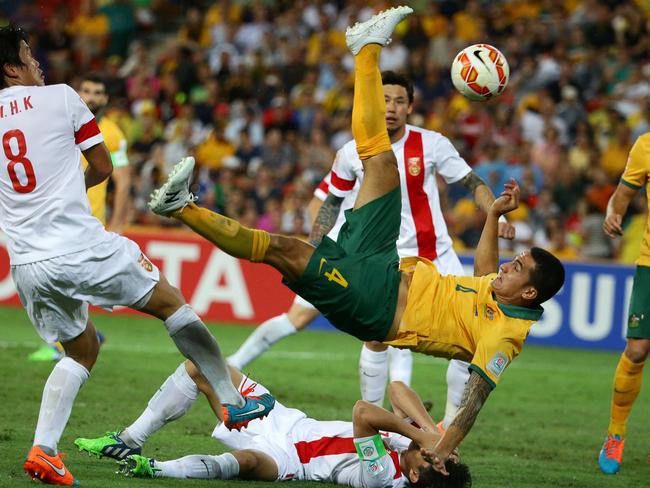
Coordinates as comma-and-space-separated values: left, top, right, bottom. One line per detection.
0, 307, 648, 488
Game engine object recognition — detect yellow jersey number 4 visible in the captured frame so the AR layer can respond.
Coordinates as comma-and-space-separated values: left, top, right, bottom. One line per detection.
319, 258, 349, 288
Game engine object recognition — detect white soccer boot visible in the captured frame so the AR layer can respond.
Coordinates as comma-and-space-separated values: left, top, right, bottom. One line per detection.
148, 156, 195, 216
345, 6, 413, 56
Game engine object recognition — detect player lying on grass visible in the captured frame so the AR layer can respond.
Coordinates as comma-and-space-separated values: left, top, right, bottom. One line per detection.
147, 6, 565, 473
77, 361, 471, 487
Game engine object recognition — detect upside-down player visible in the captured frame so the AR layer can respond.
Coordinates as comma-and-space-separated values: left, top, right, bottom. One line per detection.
147, 6, 565, 472
228, 70, 516, 428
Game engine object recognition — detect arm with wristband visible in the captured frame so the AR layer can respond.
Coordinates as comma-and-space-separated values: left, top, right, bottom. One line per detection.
352, 400, 438, 459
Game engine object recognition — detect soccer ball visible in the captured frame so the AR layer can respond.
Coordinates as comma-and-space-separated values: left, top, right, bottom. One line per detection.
450, 44, 510, 101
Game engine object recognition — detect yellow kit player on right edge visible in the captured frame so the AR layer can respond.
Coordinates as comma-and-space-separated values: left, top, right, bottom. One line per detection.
598, 133, 650, 474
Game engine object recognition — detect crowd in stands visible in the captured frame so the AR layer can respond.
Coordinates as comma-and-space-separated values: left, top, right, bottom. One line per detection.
5, 0, 650, 263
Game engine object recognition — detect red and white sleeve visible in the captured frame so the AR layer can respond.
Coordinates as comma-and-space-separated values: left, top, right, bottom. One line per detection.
64, 84, 104, 151
329, 146, 356, 198
314, 172, 332, 201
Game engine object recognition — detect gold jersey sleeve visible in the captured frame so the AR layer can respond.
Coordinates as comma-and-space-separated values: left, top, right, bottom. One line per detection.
82, 117, 128, 224
385, 257, 542, 388
621, 133, 650, 266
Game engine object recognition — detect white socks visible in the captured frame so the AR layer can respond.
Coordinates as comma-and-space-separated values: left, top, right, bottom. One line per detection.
442, 359, 471, 428
359, 346, 389, 406
359, 346, 414, 406
34, 357, 89, 454
228, 313, 297, 369
388, 347, 413, 385
165, 304, 243, 407
154, 453, 239, 479
122, 362, 199, 448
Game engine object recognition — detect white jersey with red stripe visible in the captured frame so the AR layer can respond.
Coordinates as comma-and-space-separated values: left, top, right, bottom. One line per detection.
329, 124, 471, 260
213, 378, 409, 487
0, 84, 107, 265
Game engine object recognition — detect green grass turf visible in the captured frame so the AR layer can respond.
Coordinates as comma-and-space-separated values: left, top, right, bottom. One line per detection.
0, 306, 648, 488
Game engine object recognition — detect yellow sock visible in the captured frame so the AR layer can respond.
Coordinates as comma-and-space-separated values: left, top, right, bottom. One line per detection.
352, 44, 392, 159
608, 353, 645, 437
174, 203, 270, 262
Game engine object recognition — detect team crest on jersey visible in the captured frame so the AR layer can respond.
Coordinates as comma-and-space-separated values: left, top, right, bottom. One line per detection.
366, 460, 384, 476
484, 306, 495, 321
487, 352, 508, 378
138, 253, 153, 272
628, 314, 642, 328
407, 157, 421, 176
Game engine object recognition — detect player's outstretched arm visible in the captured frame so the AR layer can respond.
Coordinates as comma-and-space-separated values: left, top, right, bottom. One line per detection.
474, 179, 520, 276
82, 142, 113, 189
603, 183, 637, 238
387, 381, 438, 434
309, 192, 344, 246
420, 371, 491, 475
352, 400, 438, 449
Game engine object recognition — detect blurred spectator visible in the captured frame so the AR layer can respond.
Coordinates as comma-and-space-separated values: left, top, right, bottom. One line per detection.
580, 202, 612, 259
195, 123, 235, 169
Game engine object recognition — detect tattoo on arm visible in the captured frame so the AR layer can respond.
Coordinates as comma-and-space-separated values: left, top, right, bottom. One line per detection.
448, 372, 492, 439
459, 171, 487, 195
309, 193, 343, 246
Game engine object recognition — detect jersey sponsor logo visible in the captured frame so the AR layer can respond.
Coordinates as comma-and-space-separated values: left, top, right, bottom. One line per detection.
138, 253, 154, 272
407, 156, 421, 176
487, 352, 508, 378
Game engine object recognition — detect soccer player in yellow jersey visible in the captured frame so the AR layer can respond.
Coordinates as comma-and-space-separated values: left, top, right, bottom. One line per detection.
78, 74, 131, 231
598, 133, 650, 474
148, 6, 565, 474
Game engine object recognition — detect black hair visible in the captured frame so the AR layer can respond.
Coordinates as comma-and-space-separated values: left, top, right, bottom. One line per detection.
80, 73, 106, 89
411, 460, 472, 488
0, 25, 28, 89
381, 70, 414, 104
528, 247, 565, 306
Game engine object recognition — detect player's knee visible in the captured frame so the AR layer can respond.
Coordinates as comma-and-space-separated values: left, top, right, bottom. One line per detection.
234, 450, 259, 473
64, 334, 100, 370
288, 306, 317, 330
625, 339, 650, 363
365, 151, 397, 169
144, 277, 188, 320
387, 380, 406, 400
365, 341, 387, 352
184, 360, 201, 381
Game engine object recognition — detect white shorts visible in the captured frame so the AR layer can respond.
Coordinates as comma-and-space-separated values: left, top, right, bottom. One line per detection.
430, 248, 464, 276
212, 379, 306, 481
11, 233, 160, 343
